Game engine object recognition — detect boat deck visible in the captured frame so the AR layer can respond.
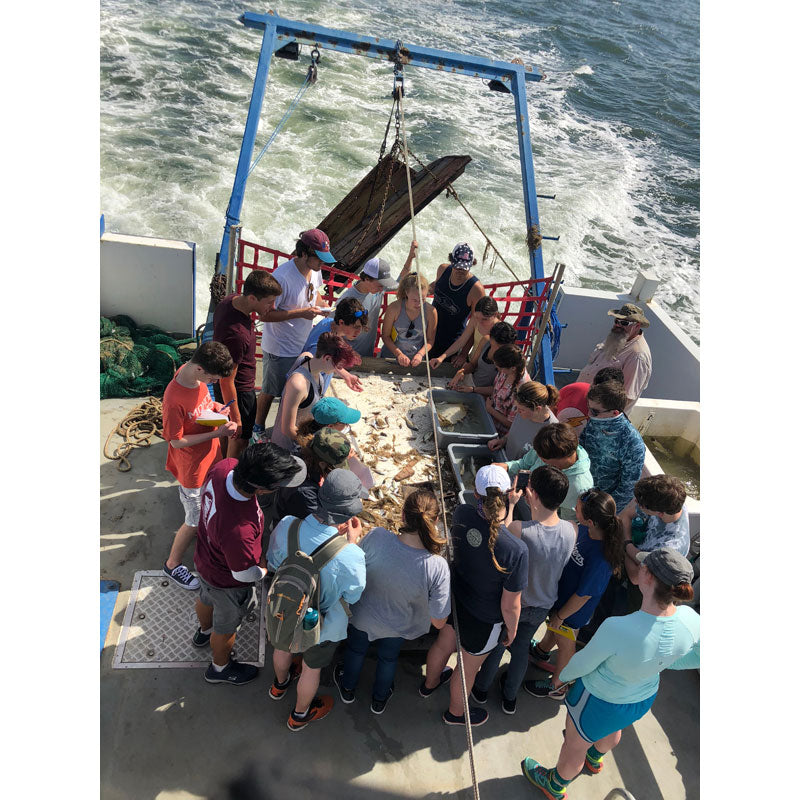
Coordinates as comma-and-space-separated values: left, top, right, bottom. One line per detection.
100, 389, 699, 800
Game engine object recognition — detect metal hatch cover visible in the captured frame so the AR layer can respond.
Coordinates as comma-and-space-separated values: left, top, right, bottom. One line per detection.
112, 571, 266, 669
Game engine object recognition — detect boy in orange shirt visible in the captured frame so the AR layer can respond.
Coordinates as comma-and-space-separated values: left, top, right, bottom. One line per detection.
162, 341, 238, 589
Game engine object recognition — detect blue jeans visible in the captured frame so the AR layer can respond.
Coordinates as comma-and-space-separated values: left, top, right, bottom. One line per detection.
473, 605, 549, 700
341, 624, 405, 702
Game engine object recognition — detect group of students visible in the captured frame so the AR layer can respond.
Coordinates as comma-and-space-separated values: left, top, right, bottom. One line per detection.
158, 228, 698, 798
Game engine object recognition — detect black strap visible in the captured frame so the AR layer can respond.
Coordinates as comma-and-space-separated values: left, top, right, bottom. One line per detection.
287, 517, 303, 554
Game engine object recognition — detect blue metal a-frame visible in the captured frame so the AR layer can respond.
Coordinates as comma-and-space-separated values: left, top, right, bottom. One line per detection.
213, 11, 554, 383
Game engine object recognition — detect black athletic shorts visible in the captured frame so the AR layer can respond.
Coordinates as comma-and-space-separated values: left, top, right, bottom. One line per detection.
448, 597, 504, 656
213, 385, 256, 441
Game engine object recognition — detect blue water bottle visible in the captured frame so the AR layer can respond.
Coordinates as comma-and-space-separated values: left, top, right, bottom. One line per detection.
631, 514, 648, 545
303, 608, 319, 630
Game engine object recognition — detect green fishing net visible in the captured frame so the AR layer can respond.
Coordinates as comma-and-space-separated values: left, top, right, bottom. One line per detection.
100, 315, 195, 399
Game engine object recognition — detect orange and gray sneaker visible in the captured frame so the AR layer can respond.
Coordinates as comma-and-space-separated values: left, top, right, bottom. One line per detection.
584, 749, 604, 774
287, 695, 334, 731
268, 656, 302, 701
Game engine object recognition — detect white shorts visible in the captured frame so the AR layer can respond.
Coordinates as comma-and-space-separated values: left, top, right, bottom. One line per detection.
178, 486, 202, 527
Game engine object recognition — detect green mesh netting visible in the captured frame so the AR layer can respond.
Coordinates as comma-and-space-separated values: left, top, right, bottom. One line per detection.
100, 315, 196, 399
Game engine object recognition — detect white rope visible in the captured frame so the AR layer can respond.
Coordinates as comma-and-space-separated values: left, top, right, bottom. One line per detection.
397, 85, 482, 800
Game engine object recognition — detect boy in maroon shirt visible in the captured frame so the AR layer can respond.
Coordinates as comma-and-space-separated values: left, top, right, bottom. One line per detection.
213, 269, 282, 460
193, 442, 306, 686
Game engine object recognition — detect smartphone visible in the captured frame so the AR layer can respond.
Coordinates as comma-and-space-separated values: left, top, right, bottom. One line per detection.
516, 470, 530, 491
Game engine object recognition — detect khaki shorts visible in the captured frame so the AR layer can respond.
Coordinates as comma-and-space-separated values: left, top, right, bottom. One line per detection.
302, 639, 339, 670
197, 576, 254, 636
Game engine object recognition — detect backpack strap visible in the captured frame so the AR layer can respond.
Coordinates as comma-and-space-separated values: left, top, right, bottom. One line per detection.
309, 531, 349, 571
287, 517, 303, 555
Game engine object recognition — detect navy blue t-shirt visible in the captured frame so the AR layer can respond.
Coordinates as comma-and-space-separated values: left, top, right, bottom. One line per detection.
555, 525, 613, 629
450, 503, 528, 624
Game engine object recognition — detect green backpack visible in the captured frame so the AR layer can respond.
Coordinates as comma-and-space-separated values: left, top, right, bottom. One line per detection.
265, 518, 348, 653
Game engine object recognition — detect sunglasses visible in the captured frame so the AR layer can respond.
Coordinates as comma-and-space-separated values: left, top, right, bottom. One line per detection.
306, 282, 315, 302
588, 406, 607, 416
614, 318, 634, 327
353, 309, 365, 319
406, 318, 416, 338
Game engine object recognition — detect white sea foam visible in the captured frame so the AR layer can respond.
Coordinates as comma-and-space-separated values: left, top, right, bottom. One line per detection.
100, 0, 699, 342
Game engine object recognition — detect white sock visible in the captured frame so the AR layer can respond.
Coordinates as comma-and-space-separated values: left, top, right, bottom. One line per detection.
212, 661, 228, 672
200, 627, 213, 635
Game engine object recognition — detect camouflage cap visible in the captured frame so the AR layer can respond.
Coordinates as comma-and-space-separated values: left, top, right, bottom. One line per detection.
311, 427, 351, 469
608, 302, 650, 328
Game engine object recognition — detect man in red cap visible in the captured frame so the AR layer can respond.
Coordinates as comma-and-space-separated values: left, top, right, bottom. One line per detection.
253, 229, 335, 437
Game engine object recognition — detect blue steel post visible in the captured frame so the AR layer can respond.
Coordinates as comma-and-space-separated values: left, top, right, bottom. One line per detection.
510, 68, 554, 385
205, 22, 278, 334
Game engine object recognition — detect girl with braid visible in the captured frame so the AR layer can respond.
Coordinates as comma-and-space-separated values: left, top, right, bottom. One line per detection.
421, 465, 528, 727
333, 491, 451, 715
486, 344, 531, 435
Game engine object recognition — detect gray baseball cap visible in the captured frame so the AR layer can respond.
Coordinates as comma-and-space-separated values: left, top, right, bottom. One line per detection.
317, 468, 364, 525
636, 548, 693, 586
362, 257, 398, 290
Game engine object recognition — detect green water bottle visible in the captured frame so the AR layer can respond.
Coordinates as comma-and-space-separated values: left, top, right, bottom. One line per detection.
303, 608, 319, 630
631, 514, 648, 545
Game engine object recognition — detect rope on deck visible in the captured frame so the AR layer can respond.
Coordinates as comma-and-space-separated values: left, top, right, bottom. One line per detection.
103, 397, 164, 472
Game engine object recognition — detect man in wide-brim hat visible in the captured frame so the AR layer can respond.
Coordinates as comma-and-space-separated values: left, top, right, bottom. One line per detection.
577, 303, 652, 412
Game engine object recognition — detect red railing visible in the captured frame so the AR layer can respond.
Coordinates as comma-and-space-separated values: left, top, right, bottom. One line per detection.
234, 237, 552, 362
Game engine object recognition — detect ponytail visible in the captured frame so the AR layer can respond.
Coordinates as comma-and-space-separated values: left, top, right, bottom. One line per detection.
482, 487, 509, 573
401, 490, 446, 556
578, 489, 626, 578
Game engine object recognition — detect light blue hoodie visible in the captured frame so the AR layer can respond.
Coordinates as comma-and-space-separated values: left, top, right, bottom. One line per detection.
579, 414, 645, 511
505, 445, 594, 521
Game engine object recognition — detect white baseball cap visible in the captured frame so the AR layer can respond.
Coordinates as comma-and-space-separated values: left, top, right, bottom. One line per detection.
474, 464, 511, 496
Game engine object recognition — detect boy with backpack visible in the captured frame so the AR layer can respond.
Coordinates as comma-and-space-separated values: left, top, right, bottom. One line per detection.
266, 469, 367, 731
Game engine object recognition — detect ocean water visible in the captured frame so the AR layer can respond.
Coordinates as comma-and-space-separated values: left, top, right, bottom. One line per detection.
100, 0, 699, 343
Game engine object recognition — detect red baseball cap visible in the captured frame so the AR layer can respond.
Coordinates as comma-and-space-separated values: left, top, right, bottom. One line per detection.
300, 229, 336, 264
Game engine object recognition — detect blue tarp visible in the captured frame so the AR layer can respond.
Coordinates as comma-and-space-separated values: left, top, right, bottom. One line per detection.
100, 580, 120, 652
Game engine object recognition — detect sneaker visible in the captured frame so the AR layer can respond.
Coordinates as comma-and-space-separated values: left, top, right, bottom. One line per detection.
370, 687, 393, 715
529, 640, 554, 673
192, 627, 211, 648
249, 425, 268, 446
443, 707, 489, 727
163, 562, 200, 590
499, 673, 516, 715
524, 678, 567, 700
204, 659, 259, 686
419, 666, 454, 698
584, 750, 604, 774
521, 757, 567, 799
333, 663, 355, 704
470, 685, 488, 704
268, 657, 302, 700
287, 695, 334, 731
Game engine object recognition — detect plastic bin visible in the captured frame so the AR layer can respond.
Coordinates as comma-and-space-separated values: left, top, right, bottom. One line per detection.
428, 388, 498, 448
447, 443, 508, 496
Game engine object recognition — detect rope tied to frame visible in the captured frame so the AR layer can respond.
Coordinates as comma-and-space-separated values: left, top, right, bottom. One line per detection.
396, 78, 483, 800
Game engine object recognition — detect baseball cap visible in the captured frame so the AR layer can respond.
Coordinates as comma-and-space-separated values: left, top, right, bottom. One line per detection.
474, 464, 511, 496
312, 396, 361, 426
248, 455, 308, 490
300, 229, 337, 264
635, 548, 693, 586
362, 257, 398, 290
317, 469, 364, 525
608, 302, 650, 328
450, 243, 474, 270
311, 428, 351, 470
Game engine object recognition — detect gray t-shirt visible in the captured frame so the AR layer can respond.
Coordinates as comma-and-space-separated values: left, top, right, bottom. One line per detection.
519, 518, 576, 610
349, 527, 451, 641
339, 285, 384, 357
505, 409, 558, 461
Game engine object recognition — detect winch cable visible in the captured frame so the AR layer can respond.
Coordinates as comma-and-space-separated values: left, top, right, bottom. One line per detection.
396, 78, 482, 800
247, 48, 320, 177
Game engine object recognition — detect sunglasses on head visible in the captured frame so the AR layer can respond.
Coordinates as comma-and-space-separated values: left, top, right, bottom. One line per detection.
353, 309, 365, 318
